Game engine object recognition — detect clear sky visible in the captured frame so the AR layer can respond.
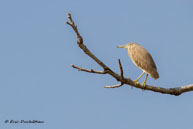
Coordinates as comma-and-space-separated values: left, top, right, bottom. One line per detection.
0, 0, 193, 129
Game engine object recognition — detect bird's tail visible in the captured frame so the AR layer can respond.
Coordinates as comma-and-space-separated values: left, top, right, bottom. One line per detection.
150, 69, 159, 79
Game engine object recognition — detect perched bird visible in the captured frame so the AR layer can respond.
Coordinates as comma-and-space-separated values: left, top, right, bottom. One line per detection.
117, 43, 159, 86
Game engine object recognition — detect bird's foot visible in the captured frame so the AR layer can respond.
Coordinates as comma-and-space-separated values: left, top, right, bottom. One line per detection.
142, 82, 146, 87
141, 82, 146, 91
134, 80, 140, 85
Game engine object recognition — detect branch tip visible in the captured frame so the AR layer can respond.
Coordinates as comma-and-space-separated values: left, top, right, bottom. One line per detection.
104, 83, 124, 88
71, 64, 107, 74
118, 59, 124, 78
67, 13, 71, 17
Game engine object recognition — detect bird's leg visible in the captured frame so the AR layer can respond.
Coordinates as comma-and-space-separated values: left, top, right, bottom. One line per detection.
142, 74, 148, 87
134, 72, 145, 84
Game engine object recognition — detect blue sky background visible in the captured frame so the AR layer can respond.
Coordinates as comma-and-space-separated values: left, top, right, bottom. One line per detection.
0, 0, 193, 129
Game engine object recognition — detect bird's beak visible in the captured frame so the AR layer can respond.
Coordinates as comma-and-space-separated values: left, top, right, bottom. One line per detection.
117, 45, 126, 48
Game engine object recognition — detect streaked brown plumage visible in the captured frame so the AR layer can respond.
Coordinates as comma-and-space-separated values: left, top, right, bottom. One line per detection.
117, 43, 159, 86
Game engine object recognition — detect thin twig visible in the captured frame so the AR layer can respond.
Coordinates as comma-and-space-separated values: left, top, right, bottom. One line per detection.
66, 13, 82, 40
104, 83, 124, 88
71, 64, 107, 74
103, 59, 124, 88
118, 59, 124, 78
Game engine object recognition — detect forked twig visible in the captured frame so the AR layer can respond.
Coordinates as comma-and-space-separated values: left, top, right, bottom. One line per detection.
71, 64, 107, 74
118, 59, 124, 78
104, 59, 124, 88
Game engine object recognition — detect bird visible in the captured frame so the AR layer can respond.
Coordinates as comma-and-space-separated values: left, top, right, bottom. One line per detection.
117, 43, 159, 86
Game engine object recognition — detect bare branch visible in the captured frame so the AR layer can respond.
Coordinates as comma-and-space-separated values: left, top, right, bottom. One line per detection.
66, 13, 82, 40
104, 83, 124, 88
66, 13, 114, 72
67, 13, 193, 96
71, 64, 107, 74
103, 59, 124, 88
118, 59, 124, 78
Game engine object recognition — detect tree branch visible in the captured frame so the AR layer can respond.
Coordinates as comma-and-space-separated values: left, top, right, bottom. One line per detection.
67, 13, 193, 96
104, 83, 124, 88
71, 64, 107, 74
118, 59, 124, 78
104, 59, 124, 88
